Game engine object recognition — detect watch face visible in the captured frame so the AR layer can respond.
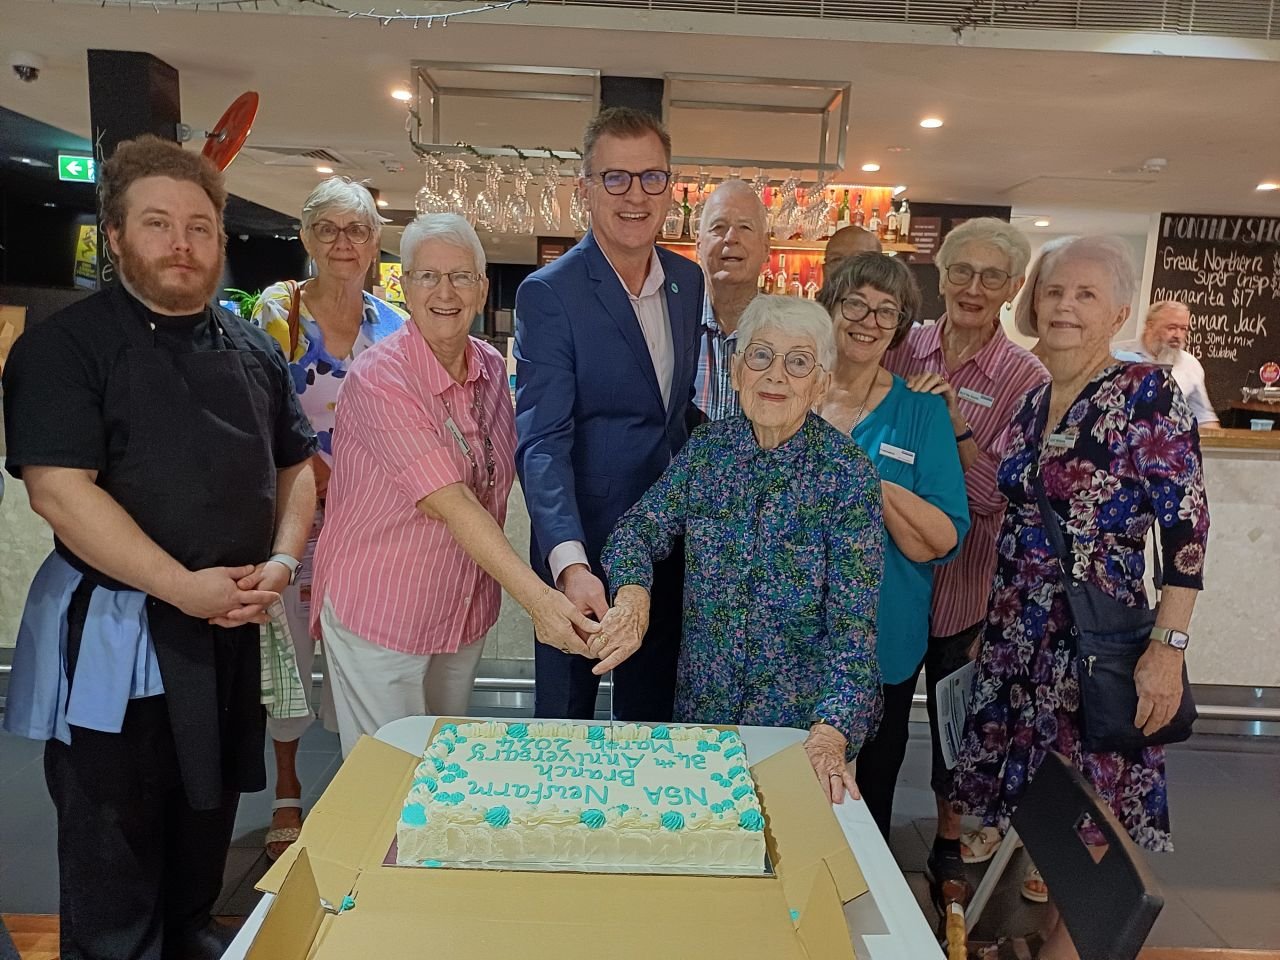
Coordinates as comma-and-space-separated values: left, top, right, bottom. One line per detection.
1168, 630, 1190, 650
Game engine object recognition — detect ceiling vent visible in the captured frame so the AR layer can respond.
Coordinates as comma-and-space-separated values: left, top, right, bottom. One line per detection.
239, 145, 356, 168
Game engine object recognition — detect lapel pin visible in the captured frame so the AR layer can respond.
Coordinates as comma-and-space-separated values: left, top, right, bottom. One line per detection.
671, 281, 679, 294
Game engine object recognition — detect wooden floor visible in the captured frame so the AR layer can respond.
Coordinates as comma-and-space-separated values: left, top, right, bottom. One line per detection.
4, 915, 1277, 960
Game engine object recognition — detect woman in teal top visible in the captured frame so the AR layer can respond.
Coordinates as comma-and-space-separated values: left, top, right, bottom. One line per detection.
818, 253, 970, 838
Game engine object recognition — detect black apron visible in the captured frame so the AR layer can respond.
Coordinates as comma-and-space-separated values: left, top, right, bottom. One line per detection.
57, 284, 278, 810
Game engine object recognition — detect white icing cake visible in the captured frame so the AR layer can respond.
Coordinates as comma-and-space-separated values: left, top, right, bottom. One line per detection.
395, 721, 767, 872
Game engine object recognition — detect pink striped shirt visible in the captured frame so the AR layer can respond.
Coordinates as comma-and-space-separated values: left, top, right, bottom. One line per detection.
883, 318, 1049, 636
309, 322, 516, 655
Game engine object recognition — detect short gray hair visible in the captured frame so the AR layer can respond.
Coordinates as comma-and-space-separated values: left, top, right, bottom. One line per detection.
1013, 235, 1078, 338
1146, 300, 1190, 325
736, 294, 836, 371
936, 217, 1032, 277
400, 213, 487, 274
701, 178, 768, 234
300, 176, 386, 235
1036, 235, 1138, 319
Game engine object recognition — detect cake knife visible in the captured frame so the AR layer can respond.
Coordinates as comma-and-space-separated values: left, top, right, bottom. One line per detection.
607, 669, 616, 745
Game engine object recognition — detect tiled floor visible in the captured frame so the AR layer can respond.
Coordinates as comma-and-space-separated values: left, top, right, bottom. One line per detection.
1, 714, 1277, 951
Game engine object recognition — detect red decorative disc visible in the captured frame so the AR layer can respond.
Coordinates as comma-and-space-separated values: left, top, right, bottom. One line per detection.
202, 91, 259, 171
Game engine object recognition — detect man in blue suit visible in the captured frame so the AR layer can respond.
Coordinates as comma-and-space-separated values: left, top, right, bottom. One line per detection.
515, 107, 703, 722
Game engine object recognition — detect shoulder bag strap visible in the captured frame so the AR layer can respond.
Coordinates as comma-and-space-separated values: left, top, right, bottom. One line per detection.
285, 279, 305, 360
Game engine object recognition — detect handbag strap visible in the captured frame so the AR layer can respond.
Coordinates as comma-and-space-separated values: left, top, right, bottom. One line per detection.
284, 279, 306, 360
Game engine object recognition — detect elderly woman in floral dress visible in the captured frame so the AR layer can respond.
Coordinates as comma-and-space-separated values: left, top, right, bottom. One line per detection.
950, 236, 1208, 960
598, 295, 884, 802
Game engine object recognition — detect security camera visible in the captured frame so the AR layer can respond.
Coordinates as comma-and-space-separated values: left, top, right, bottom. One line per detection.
10, 52, 46, 83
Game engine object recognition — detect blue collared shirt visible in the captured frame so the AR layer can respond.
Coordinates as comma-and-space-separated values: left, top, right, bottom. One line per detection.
3, 551, 164, 743
693, 293, 741, 422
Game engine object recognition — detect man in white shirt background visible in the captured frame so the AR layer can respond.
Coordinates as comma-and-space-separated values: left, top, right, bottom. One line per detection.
1114, 300, 1221, 428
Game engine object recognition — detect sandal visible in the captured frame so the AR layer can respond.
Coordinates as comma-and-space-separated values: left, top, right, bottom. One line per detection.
960, 826, 1023, 864
265, 798, 304, 862
1020, 866, 1049, 904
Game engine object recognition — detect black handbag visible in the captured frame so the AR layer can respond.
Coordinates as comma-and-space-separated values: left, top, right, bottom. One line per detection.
1031, 458, 1196, 753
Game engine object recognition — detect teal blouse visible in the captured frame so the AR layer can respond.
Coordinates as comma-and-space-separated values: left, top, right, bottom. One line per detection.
849, 376, 970, 683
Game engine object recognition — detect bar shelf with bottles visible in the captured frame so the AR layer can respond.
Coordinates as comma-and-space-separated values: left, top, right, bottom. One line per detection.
658, 182, 916, 299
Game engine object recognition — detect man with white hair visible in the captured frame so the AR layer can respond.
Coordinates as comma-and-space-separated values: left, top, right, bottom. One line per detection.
693, 179, 771, 420
1113, 300, 1219, 427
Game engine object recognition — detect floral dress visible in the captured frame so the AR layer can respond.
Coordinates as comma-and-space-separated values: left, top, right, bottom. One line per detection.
950, 363, 1209, 852
602, 413, 885, 756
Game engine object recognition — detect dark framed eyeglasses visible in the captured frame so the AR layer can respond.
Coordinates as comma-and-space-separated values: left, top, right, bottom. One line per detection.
840, 295, 905, 330
945, 262, 1014, 290
741, 342, 819, 378
592, 169, 672, 196
310, 220, 374, 244
404, 269, 482, 290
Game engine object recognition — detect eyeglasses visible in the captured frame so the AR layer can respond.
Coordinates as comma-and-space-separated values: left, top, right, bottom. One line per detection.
310, 221, 374, 244
590, 169, 672, 196
741, 342, 819, 378
840, 295, 905, 330
945, 262, 1014, 290
404, 269, 483, 290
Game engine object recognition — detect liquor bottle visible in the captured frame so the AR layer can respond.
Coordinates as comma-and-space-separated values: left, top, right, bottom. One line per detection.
758, 261, 773, 293
836, 190, 851, 230
853, 193, 866, 227
897, 198, 911, 243
788, 272, 803, 297
804, 274, 819, 300
774, 254, 789, 294
868, 205, 882, 238
679, 186, 693, 240
884, 202, 900, 244
661, 192, 683, 240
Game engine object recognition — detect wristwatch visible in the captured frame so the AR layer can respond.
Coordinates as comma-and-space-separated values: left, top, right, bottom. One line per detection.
267, 553, 302, 585
1150, 626, 1190, 651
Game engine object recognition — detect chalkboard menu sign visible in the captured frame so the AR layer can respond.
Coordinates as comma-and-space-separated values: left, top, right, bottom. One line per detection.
1148, 212, 1280, 411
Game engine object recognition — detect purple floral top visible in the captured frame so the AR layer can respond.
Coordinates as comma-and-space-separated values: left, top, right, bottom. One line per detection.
602, 413, 884, 756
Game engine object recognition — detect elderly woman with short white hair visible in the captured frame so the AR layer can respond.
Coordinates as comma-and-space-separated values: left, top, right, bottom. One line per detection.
600, 295, 884, 802
310, 214, 600, 757
252, 176, 407, 858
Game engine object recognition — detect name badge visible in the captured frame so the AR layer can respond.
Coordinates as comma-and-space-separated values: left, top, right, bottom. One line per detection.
879, 442, 917, 465
957, 387, 995, 408
1045, 432, 1076, 449
444, 417, 471, 456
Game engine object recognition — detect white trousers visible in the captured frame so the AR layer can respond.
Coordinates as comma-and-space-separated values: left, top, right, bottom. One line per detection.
320, 600, 487, 758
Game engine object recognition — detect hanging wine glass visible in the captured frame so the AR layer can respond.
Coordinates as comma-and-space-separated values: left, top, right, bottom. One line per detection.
750, 167, 771, 201
472, 158, 502, 232
414, 155, 449, 216
503, 156, 535, 235
444, 157, 475, 225
661, 167, 684, 240
774, 175, 802, 239
538, 156, 562, 232
569, 160, 590, 232
689, 167, 712, 240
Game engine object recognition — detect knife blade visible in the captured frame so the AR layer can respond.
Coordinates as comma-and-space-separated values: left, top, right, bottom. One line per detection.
607, 670, 616, 745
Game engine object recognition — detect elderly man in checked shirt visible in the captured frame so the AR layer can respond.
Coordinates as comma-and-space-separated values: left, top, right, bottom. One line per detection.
692, 179, 771, 422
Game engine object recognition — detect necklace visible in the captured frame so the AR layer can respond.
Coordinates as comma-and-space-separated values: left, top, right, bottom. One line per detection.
848, 368, 881, 432
441, 380, 496, 505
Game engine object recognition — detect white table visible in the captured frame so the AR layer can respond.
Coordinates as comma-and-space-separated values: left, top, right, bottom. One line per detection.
224, 717, 938, 960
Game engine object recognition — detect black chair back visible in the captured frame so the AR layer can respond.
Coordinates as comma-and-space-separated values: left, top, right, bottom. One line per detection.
1011, 752, 1164, 960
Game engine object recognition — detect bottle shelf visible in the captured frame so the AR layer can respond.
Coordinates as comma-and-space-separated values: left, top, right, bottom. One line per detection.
660, 239, 918, 254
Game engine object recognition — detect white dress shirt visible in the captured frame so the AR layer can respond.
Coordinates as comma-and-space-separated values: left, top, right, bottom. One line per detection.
549, 247, 673, 585
1112, 338, 1220, 425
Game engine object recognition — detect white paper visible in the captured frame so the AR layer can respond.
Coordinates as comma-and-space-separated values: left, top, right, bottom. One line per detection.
937, 660, 977, 770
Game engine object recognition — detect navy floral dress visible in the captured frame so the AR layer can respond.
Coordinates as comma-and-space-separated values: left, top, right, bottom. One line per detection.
602, 413, 885, 755
951, 363, 1209, 852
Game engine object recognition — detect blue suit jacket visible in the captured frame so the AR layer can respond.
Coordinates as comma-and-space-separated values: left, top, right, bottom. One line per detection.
515, 231, 704, 578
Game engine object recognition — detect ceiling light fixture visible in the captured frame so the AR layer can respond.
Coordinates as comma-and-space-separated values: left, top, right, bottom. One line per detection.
391, 88, 413, 102
315, 165, 334, 174
885, 146, 910, 153
376, 199, 390, 208
919, 117, 944, 129
1034, 219, 1051, 227
892, 185, 908, 196
1257, 182, 1280, 191
861, 162, 880, 173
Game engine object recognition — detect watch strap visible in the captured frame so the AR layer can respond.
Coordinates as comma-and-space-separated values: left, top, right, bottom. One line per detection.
1150, 626, 1190, 650
267, 553, 302, 585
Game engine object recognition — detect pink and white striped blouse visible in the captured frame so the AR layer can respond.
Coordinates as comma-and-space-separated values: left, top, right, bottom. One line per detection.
309, 322, 516, 655
884, 318, 1049, 637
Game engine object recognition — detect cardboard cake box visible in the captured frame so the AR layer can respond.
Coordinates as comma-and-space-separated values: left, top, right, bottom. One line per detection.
252, 720, 869, 960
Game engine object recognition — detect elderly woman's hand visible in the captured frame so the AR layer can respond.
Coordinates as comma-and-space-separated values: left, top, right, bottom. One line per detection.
529, 587, 601, 659
590, 585, 650, 676
1133, 642, 1186, 736
803, 723, 859, 804
905, 371, 963, 427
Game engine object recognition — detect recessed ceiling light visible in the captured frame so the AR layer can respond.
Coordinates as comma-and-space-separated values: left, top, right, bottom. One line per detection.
919, 117, 944, 129
315, 165, 334, 174
885, 145, 910, 153
12, 155, 50, 167
1034, 219, 1051, 227
391, 88, 413, 102
1257, 182, 1280, 191
861, 162, 880, 173
376, 199, 390, 208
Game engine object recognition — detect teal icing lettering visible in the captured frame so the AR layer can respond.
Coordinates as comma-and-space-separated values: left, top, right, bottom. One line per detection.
401, 802, 428, 826
684, 787, 708, 807
622, 754, 643, 769
534, 763, 553, 779
643, 787, 664, 806
690, 754, 706, 770
617, 769, 636, 788
566, 785, 583, 800
660, 811, 685, 831
738, 809, 765, 832
584, 785, 608, 806
531, 737, 554, 750
468, 743, 486, 762
512, 784, 530, 799
468, 781, 490, 796
653, 740, 674, 754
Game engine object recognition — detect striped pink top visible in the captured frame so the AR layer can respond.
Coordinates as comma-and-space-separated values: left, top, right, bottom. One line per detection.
884, 318, 1049, 636
309, 322, 516, 655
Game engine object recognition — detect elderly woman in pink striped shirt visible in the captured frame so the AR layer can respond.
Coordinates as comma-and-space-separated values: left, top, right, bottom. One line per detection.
310, 214, 599, 756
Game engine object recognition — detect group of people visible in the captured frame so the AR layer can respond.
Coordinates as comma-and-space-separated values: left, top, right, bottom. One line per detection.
0, 107, 1210, 960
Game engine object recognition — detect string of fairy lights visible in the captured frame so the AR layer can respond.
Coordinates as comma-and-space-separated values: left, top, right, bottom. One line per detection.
76, 0, 529, 27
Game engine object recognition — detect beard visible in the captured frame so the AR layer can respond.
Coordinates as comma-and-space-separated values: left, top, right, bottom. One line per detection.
115, 232, 225, 315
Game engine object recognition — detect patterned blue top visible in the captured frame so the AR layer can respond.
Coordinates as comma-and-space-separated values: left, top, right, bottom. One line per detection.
602, 413, 885, 755
848, 376, 970, 683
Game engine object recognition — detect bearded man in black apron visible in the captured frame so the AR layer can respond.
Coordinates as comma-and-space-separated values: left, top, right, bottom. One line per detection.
2, 135, 317, 960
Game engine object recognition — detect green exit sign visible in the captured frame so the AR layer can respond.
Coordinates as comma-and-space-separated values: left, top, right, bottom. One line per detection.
58, 155, 95, 183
